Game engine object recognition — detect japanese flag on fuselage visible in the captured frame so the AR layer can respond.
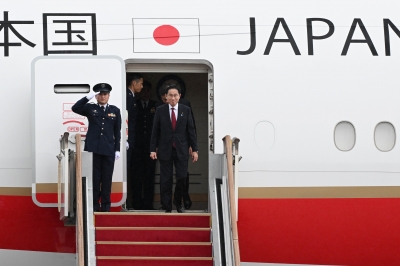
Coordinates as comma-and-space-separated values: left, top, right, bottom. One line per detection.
133, 18, 200, 53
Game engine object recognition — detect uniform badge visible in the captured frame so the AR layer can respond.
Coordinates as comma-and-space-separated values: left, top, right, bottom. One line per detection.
151, 107, 156, 113
108, 113, 116, 117
92, 109, 98, 113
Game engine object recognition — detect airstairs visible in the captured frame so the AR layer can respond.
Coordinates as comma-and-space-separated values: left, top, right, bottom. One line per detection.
57, 134, 241, 266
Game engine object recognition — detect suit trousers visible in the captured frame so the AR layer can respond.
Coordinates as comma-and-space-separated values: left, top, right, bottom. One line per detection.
92, 153, 115, 212
159, 147, 188, 211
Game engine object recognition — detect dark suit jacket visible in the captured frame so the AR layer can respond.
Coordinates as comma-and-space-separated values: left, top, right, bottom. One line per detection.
126, 88, 139, 146
155, 98, 197, 133
134, 99, 156, 152
72, 97, 121, 157
150, 104, 198, 161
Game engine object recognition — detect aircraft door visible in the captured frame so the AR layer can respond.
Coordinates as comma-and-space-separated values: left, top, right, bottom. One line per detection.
31, 56, 126, 208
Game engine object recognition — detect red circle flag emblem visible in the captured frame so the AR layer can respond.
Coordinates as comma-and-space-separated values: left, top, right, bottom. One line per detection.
153, 25, 180, 46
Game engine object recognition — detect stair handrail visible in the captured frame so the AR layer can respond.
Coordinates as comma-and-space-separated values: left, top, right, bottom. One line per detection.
223, 135, 241, 265
75, 134, 85, 266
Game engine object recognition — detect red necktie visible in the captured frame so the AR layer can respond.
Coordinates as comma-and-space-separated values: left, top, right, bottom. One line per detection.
171, 108, 176, 147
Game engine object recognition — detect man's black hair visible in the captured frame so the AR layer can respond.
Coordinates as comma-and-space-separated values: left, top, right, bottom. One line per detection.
128, 73, 143, 86
159, 84, 168, 96
165, 83, 181, 94
143, 80, 152, 89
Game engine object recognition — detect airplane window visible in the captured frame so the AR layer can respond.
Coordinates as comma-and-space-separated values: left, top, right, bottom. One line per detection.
334, 121, 356, 151
254, 121, 275, 150
374, 122, 396, 152
54, 84, 90, 94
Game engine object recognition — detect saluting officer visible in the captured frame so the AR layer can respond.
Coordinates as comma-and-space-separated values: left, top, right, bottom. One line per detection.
72, 83, 122, 212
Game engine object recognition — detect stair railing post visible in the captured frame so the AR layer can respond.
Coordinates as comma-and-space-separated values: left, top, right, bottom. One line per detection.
75, 134, 84, 266
223, 135, 241, 265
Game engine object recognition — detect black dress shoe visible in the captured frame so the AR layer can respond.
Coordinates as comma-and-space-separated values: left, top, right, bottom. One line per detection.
165, 210, 172, 213
183, 199, 192, 209
173, 200, 184, 213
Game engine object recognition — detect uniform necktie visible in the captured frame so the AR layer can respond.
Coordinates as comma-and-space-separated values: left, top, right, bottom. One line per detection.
143, 102, 147, 109
171, 108, 176, 147
101, 106, 105, 112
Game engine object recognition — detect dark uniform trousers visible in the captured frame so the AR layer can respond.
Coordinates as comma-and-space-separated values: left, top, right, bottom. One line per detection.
71, 97, 121, 212
159, 147, 188, 211
93, 153, 115, 211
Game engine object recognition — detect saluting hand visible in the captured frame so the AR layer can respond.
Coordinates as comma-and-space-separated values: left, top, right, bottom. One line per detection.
86, 91, 100, 100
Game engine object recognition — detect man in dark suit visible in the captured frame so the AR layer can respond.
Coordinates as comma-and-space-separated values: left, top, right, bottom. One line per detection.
150, 85, 198, 213
72, 83, 121, 212
132, 81, 157, 210
126, 74, 143, 209
155, 84, 196, 210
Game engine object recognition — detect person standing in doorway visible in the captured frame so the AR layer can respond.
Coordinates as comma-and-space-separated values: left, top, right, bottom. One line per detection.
72, 83, 122, 212
150, 85, 198, 213
126, 74, 143, 209
132, 81, 157, 210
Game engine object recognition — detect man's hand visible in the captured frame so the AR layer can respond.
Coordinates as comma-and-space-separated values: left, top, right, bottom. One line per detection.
150, 152, 157, 160
115, 151, 121, 160
126, 141, 129, 150
86, 91, 100, 100
191, 151, 198, 163
189, 146, 193, 155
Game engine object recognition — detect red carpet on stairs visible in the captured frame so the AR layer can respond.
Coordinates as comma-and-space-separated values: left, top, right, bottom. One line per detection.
94, 212, 213, 266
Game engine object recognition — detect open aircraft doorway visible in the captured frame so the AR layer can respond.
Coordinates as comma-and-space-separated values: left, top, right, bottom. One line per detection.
125, 59, 213, 212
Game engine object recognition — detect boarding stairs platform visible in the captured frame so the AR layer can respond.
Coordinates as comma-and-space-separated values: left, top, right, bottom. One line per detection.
94, 212, 212, 266
57, 133, 241, 266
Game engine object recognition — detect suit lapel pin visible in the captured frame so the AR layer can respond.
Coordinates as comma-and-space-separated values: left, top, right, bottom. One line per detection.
181, 112, 183, 117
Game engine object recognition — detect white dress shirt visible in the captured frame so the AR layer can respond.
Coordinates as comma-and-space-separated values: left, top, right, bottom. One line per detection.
98, 103, 108, 111
141, 100, 149, 109
169, 103, 178, 121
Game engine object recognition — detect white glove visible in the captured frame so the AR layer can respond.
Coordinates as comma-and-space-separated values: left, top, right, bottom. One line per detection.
126, 141, 129, 150
115, 151, 120, 160
86, 91, 100, 100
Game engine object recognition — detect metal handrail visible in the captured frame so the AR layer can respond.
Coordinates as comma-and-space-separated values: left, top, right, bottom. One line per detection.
223, 135, 241, 265
75, 134, 84, 266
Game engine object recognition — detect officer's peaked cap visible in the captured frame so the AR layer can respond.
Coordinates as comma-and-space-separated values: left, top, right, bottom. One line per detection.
93, 83, 112, 92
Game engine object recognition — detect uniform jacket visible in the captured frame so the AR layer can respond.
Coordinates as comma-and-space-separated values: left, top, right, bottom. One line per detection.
150, 104, 198, 161
126, 88, 139, 145
72, 97, 121, 157
134, 99, 157, 152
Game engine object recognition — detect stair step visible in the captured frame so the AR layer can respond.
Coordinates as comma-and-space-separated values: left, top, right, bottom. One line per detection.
96, 241, 212, 257
95, 227, 211, 242
96, 256, 213, 266
94, 212, 211, 228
